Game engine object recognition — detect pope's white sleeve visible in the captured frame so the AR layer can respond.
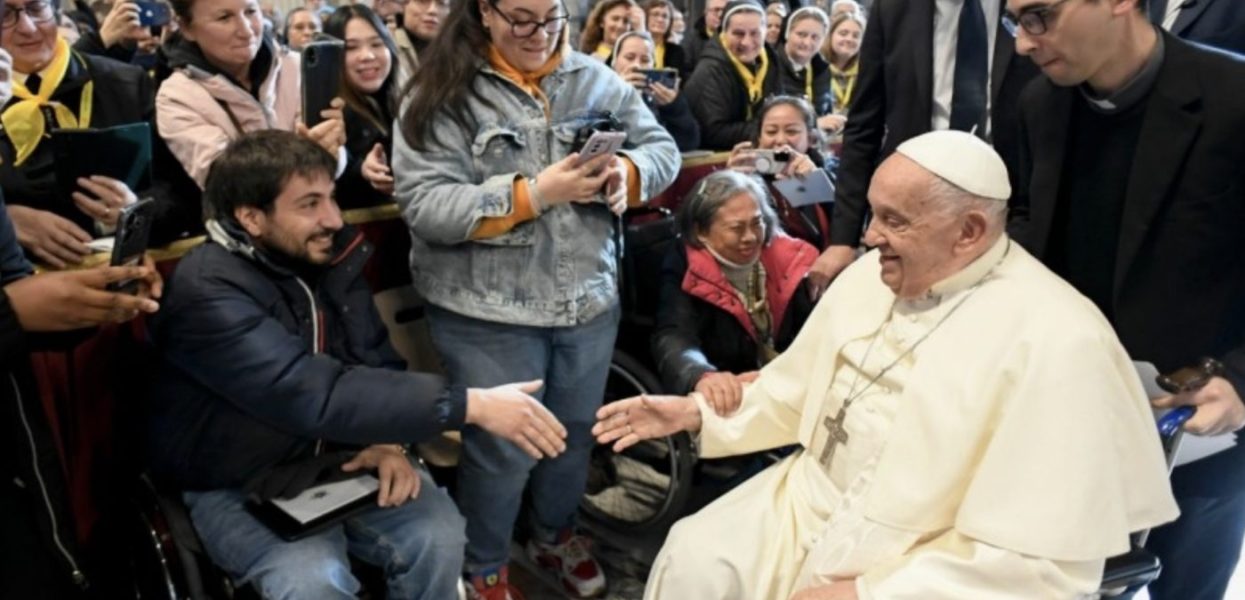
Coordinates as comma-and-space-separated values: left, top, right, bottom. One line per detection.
854, 530, 1104, 599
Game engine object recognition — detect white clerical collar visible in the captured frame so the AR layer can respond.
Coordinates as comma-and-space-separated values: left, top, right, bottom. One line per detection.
923, 234, 1010, 302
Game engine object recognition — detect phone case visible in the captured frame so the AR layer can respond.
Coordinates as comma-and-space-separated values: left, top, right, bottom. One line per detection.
109, 198, 157, 294
575, 131, 627, 166
301, 39, 345, 129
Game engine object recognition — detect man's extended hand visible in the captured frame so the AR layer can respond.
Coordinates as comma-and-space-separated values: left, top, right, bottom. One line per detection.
592, 394, 701, 453
341, 445, 420, 508
790, 580, 858, 600
466, 380, 568, 460
4, 259, 162, 331
1152, 376, 1245, 436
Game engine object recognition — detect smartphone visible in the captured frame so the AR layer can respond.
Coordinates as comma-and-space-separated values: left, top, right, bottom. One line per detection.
108, 198, 156, 294
753, 149, 792, 175
574, 130, 627, 167
301, 38, 345, 129
136, 1, 171, 27
636, 67, 678, 89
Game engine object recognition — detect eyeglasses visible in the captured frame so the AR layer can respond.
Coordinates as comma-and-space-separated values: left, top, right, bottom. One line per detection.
1002, 0, 1072, 37
487, 1, 567, 38
2, 0, 55, 29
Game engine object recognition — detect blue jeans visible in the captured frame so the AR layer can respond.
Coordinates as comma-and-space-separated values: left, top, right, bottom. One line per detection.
426, 304, 621, 573
184, 468, 465, 600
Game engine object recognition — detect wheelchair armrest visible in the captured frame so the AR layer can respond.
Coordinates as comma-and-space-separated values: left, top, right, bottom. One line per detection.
1099, 545, 1161, 595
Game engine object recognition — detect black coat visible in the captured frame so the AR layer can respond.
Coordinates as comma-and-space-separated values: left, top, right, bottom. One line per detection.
683, 40, 785, 150
0, 191, 85, 596
651, 239, 816, 394
829, 0, 1039, 246
1151, 0, 1245, 55
337, 101, 395, 210
660, 42, 691, 81
775, 51, 834, 116
654, 94, 702, 152
681, 15, 713, 68
0, 51, 201, 247
146, 224, 467, 490
1011, 34, 1245, 497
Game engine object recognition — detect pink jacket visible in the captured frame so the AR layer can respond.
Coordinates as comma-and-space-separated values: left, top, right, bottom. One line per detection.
156, 44, 301, 188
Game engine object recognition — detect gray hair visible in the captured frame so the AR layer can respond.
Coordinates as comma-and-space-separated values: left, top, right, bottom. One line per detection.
679, 170, 779, 247
927, 176, 1009, 229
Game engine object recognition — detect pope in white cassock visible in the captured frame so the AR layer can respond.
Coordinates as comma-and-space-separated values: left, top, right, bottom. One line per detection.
593, 131, 1181, 599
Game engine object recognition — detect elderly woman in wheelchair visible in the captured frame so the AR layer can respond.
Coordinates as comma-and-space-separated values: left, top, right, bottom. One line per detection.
650, 169, 819, 416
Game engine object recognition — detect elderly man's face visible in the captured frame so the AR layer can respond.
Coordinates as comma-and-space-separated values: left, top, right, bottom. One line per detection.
863, 156, 972, 298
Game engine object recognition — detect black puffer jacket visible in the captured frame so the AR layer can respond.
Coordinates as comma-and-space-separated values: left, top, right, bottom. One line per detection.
0, 50, 202, 246
683, 39, 784, 150
146, 221, 467, 490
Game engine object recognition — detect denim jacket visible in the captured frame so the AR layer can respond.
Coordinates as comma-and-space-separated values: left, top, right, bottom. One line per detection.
392, 51, 680, 327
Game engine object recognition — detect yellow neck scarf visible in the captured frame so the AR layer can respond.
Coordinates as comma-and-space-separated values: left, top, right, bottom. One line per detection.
487, 45, 563, 119
594, 43, 612, 60
718, 32, 768, 119
2, 37, 94, 166
831, 61, 858, 112
655, 41, 666, 69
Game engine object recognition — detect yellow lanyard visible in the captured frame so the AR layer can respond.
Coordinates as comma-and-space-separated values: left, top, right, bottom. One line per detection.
2, 37, 94, 166
719, 32, 769, 119
655, 42, 667, 69
804, 66, 813, 105
831, 63, 858, 111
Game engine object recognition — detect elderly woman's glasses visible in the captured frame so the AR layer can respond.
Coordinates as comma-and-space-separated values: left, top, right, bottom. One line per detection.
488, 1, 567, 38
2, 0, 55, 28
1002, 0, 1072, 37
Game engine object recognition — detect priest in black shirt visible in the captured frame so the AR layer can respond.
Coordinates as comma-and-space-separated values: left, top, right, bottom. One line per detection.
1007, 1, 1245, 599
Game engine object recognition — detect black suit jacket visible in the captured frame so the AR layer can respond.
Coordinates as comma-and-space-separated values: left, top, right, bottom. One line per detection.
1152, 0, 1245, 55
829, 0, 1039, 246
1011, 35, 1245, 493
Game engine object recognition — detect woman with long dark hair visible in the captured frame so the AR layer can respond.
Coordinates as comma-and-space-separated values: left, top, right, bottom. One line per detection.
323, 5, 400, 208
392, 0, 679, 597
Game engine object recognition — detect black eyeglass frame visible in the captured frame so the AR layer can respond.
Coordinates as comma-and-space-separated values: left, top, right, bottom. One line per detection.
486, 0, 568, 39
1, 0, 55, 29
1002, 0, 1073, 37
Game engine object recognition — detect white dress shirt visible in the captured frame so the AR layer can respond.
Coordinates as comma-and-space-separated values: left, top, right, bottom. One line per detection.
932, 0, 1001, 135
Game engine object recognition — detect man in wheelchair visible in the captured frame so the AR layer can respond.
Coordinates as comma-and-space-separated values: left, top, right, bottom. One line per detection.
144, 131, 569, 600
594, 131, 1180, 599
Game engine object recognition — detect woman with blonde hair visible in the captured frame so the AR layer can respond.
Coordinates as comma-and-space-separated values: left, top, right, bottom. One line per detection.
820, 10, 863, 117
579, 0, 637, 61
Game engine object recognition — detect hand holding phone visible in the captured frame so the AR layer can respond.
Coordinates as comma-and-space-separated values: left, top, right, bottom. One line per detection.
136, 1, 171, 26
574, 130, 626, 168
302, 39, 345, 129
635, 68, 679, 90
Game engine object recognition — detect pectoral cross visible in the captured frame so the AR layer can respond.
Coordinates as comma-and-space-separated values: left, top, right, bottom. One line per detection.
818, 407, 851, 467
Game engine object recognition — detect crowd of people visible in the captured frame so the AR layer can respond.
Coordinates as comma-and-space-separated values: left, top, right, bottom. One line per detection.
3, 0, 1245, 598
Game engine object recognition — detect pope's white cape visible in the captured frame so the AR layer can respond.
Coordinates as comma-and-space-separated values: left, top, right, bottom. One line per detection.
696, 237, 1179, 562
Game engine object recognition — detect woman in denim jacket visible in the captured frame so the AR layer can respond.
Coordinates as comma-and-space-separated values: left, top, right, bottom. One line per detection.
391, 0, 679, 596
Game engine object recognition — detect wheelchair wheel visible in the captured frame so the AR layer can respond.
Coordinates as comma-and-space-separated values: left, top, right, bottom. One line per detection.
580, 350, 696, 537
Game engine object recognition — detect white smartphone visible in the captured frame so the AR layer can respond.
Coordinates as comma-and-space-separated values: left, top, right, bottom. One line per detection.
574, 130, 627, 166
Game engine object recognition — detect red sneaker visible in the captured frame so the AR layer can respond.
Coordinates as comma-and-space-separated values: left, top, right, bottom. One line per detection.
465, 566, 526, 600
526, 530, 607, 598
